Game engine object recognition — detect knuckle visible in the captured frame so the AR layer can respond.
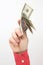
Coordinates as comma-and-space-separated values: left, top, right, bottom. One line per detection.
15, 28, 20, 33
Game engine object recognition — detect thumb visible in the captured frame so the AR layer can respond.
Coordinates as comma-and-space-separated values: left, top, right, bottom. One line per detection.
18, 20, 21, 25
18, 20, 27, 37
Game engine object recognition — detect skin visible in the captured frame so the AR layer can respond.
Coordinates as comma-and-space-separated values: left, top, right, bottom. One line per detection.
9, 20, 29, 53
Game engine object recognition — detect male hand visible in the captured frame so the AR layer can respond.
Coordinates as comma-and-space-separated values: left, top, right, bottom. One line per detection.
9, 20, 28, 53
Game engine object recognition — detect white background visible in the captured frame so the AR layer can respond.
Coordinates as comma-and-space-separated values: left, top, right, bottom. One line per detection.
0, 0, 43, 65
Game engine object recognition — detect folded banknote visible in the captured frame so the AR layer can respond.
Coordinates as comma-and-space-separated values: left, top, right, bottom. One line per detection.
20, 3, 35, 33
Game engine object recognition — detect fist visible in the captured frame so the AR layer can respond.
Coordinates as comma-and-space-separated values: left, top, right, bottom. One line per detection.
9, 21, 28, 53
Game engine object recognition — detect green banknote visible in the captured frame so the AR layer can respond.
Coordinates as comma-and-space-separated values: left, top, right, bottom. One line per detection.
20, 3, 35, 33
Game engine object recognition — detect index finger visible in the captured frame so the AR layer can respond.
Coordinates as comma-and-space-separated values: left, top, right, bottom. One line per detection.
15, 28, 23, 38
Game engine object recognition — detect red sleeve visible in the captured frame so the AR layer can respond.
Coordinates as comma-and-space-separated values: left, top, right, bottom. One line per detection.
13, 50, 30, 65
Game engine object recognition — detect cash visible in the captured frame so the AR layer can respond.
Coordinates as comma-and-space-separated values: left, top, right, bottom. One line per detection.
21, 3, 33, 19
20, 3, 35, 33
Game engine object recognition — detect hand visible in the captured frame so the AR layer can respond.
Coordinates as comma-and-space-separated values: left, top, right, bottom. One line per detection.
9, 20, 28, 53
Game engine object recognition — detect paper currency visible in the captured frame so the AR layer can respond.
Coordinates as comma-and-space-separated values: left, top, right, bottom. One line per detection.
20, 3, 35, 33
21, 3, 33, 19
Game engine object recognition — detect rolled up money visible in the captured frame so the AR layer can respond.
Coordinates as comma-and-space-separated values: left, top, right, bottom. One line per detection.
20, 3, 35, 33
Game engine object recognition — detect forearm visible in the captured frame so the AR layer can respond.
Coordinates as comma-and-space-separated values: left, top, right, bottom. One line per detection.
13, 50, 30, 65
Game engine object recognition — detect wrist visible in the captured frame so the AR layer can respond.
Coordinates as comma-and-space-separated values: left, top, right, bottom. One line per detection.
14, 48, 28, 54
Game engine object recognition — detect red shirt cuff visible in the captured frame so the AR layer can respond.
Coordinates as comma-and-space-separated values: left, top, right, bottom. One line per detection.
13, 50, 30, 65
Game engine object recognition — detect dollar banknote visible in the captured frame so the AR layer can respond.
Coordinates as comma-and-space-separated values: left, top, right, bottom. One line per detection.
20, 3, 35, 33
